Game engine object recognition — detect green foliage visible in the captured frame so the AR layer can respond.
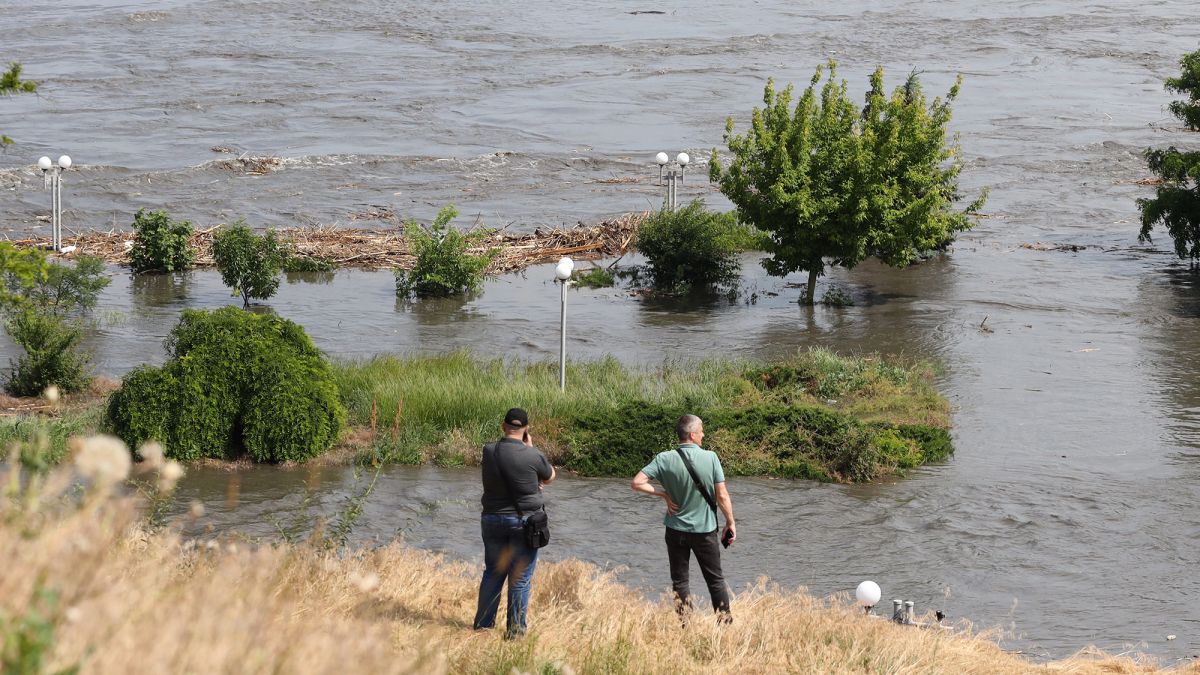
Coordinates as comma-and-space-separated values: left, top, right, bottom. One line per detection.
0, 243, 48, 311
107, 307, 345, 463
129, 209, 195, 274
1138, 49, 1200, 260
0, 254, 109, 396
1165, 49, 1200, 131
211, 221, 286, 307
710, 62, 984, 304
1, 585, 79, 675
337, 348, 951, 482
1, 62, 38, 148
0, 407, 105, 472
4, 311, 89, 397
282, 254, 335, 273
572, 266, 616, 288
395, 205, 497, 298
635, 201, 760, 292
21, 255, 109, 317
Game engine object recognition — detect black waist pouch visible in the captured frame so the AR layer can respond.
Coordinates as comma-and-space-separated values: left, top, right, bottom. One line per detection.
524, 509, 550, 548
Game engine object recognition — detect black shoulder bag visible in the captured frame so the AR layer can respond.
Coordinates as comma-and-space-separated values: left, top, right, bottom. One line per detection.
675, 447, 732, 547
488, 441, 550, 549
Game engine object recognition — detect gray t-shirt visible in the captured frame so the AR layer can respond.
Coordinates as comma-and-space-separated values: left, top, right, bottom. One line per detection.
480, 437, 553, 514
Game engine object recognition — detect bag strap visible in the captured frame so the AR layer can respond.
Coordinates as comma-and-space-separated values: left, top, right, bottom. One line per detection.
488, 440, 524, 518
675, 446, 718, 517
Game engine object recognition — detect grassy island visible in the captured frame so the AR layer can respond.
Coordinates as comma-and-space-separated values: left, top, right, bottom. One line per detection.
336, 348, 952, 483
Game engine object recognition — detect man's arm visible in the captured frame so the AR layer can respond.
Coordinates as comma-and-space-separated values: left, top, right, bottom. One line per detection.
714, 481, 735, 542
631, 471, 678, 514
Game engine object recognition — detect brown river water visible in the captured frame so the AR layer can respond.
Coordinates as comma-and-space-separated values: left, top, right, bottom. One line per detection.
2, 0, 1198, 663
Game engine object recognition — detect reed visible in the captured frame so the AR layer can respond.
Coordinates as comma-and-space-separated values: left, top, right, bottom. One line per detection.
1, 455, 1189, 675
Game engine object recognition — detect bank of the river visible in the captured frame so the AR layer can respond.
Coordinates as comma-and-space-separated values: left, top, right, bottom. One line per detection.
0, 349, 951, 483
2, 453, 1191, 675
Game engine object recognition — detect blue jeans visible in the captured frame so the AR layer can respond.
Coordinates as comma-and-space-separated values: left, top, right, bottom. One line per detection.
473, 513, 539, 637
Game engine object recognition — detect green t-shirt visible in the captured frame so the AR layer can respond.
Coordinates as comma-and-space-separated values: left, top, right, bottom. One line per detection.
641, 443, 726, 534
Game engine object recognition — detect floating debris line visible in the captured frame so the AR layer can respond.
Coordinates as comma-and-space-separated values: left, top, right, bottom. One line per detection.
7, 212, 647, 273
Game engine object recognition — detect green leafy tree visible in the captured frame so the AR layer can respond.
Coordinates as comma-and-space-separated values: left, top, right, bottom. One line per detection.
1138, 48, 1200, 260
211, 220, 286, 307
129, 209, 196, 274
710, 62, 984, 305
1, 62, 38, 147
395, 204, 498, 298
0, 249, 110, 396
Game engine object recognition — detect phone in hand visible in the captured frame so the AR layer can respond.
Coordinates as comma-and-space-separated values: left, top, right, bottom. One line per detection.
721, 528, 734, 548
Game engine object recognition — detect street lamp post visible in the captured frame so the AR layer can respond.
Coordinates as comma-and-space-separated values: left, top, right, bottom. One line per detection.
554, 256, 574, 392
654, 151, 690, 210
38, 155, 72, 252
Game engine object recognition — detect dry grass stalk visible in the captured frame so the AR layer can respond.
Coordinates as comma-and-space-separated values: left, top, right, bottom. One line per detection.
2, 464, 1194, 674
9, 212, 648, 273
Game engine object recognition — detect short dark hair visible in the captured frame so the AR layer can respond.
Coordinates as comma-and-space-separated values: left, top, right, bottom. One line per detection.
676, 414, 702, 441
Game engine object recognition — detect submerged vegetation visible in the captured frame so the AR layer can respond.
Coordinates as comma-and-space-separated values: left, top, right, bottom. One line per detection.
337, 348, 951, 483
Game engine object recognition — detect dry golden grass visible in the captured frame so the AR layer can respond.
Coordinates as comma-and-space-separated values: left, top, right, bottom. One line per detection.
3, 463, 1195, 674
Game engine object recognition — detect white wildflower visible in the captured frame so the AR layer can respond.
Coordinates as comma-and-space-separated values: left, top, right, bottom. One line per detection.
188, 500, 205, 518
43, 385, 60, 404
74, 435, 131, 488
157, 460, 184, 492
137, 442, 165, 470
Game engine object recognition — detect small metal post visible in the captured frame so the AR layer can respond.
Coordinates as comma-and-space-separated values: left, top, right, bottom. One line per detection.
54, 169, 62, 252
904, 601, 915, 625
892, 599, 903, 623
558, 279, 568, 392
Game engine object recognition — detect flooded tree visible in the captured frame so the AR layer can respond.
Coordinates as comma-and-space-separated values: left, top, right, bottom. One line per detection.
212, 220, 286, 308
1138, 49, 1200, 261
1, 62, 38, 147
709, 61, 984, 305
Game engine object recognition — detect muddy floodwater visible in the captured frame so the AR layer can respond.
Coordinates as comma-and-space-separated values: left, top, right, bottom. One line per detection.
2, 0, 1199, 663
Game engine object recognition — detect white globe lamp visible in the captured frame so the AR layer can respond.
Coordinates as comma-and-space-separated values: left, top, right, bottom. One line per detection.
37, 156, 53, 171
555, 256, 574, 281
676, 152, 690, 167
855, 580, 881, 611
655, 151, 669, 166
57, 155, 72, 169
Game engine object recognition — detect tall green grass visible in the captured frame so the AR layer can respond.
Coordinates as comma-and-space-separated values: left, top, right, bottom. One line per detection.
0, 406, 105, 471
332, 348, 951, 482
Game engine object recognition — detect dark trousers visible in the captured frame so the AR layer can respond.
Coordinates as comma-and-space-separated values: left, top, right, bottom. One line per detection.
665, 526, 731, 617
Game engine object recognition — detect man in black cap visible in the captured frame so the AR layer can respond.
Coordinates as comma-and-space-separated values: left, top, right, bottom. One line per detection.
473, 407, 556, 638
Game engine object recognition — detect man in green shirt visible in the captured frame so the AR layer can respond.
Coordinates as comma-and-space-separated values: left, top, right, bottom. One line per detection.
631, 414, 736, 619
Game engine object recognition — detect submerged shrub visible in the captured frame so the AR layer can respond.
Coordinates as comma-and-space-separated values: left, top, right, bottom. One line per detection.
211, 220, 286, 307
4, 310, 90, 396
107, 307, 345, 462
129, 208, 195, 274
1, 253, 110, 396
635, 200, 763, 292
395, 205, 498, 298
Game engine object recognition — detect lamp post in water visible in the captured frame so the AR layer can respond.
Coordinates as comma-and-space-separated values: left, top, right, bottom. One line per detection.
38, 154, 72, 252
654, 151, 690, 210
554, 256, 574, 392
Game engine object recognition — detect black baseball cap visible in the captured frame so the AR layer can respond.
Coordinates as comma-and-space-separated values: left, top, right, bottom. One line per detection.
504, 408, 529, 428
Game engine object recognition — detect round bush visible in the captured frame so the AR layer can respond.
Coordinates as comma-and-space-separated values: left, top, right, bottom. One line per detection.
107, 307, 345, 463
